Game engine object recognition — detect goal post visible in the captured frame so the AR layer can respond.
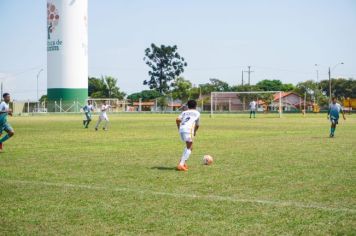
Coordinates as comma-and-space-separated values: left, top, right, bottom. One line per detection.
210, 91, 283, 117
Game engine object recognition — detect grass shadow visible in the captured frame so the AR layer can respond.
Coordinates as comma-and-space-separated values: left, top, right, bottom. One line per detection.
151, 166, 176, 171
309, 136, 333, 139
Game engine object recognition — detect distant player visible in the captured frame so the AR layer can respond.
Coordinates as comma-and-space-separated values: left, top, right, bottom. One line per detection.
249, 99, 257, 118
95, 101, 111, 131
327, 97, 346, 138
0, 93, 14, 151
175, 100, 200, 171
82, 100, 94, 128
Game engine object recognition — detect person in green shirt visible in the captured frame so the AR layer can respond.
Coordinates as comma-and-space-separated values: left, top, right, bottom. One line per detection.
0, 93, 14, 151
327, 97, 346, 138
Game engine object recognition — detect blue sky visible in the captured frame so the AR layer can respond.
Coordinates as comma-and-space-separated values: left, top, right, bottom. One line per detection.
0, 0, 355, 100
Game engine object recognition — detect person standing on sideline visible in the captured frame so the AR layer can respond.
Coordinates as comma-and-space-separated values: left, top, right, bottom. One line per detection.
249, 99, 257, 118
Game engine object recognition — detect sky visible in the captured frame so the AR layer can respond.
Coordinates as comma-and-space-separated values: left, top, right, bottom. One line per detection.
0, 0, 355, 100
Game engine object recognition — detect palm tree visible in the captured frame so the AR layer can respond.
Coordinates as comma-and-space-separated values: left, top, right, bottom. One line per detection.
103, 76, 118, 98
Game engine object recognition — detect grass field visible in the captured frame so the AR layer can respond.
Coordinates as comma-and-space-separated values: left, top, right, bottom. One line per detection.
0, 113, 355, 235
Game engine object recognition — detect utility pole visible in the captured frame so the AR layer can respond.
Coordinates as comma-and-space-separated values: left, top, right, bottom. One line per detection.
241, 70, 244, 86
328, 66, 331, 102
314, 64, 319, 104
36, 68, 44, 112
244, 66, 254, 85
328, 62, 344, 103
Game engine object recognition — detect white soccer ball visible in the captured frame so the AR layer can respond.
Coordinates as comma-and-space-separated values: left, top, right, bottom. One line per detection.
203, 155, 213, 165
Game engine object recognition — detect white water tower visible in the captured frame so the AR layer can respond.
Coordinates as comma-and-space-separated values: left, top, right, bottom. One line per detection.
47, 0, 88, 108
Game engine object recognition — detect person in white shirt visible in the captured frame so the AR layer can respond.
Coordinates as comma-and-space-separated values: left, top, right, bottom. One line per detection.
82, 100, 94, 128
95, 101, 111, 131
249, 100, 257, 118
175, 100, 200, 171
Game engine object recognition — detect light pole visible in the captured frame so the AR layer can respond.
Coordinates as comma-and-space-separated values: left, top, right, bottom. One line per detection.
36, 68, 44, 111
314, 64, 319, 104
328, 62, 344, 102
314, 64, 319, 82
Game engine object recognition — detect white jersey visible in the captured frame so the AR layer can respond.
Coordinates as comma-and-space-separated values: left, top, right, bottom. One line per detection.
249, 101, 257, 110
100, 104, 110, 117
0, 101, 10, 124
0, 101, 10, 112
328, 103, 342, 119
178, 109, 200, 133
83, 104, 93, 113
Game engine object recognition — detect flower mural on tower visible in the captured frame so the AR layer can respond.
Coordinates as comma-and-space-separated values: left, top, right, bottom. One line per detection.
47, 2, 60, 40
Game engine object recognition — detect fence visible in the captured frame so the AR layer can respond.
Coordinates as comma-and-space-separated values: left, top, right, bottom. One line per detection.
11, 98, 185, 114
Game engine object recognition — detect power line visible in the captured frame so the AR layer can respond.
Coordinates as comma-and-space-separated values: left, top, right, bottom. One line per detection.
0, 66, 44, 80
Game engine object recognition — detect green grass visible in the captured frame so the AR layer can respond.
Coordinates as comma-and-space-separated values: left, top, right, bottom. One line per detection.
0, 113, 355, 235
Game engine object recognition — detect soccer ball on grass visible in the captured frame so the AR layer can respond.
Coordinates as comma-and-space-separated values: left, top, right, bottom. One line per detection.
202, 155, 213, 165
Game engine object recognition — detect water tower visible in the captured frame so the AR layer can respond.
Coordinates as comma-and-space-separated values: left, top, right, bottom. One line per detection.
47, 0, 88, 110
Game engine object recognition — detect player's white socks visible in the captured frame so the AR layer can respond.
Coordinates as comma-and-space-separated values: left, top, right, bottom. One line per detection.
103, 121, 109, 129
179, 148, 192, 165
95, 120, 101, 129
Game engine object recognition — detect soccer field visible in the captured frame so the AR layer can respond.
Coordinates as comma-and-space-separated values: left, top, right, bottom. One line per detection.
0, 113, 355, 235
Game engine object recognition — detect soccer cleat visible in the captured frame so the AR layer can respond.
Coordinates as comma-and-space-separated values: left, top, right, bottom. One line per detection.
95, 128, 98, 131
176, 164, 188, 171
0, 143, 3, 151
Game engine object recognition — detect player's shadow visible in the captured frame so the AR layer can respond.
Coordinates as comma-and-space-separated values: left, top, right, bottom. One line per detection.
151, 166, 176, 171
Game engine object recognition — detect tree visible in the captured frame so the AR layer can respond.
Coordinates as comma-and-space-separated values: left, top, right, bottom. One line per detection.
231, 84, 265, 104
281, 83, 295, 91
189, 87, 201, 100
320, 78, 356, 99
199, 78, 231, 95
127, 90, 161, 102
89, 77, 106, 97
39, 95, 47, 103
143, 44, 187, 95
157, 96, 169, 111
231, 84, 260, 92
256, 79, 294, 91
88, 76, 126, 99
294, 80, 329, 106
171, 77, 192, 102
103, 76, 126, 99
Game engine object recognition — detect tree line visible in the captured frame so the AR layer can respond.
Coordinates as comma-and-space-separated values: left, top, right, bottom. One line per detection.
42, 43, 356, 106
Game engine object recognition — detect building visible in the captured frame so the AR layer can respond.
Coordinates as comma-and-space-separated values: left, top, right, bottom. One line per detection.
129, 99, 182, 112
269, 92, 313, 111
208, 92, 312, 112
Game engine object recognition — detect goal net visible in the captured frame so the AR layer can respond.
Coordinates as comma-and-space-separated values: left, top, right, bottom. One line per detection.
210, 91, 283, 117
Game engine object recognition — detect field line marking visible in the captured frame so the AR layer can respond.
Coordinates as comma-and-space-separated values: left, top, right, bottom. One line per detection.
2, 179, 355, 214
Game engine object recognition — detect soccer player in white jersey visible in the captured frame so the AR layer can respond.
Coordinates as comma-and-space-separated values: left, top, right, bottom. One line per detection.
327, 97, 346, 138
95, 101, 111, 131
175, 100, 200, 171
249, 99, 257, 118
0, 93, 14, 151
